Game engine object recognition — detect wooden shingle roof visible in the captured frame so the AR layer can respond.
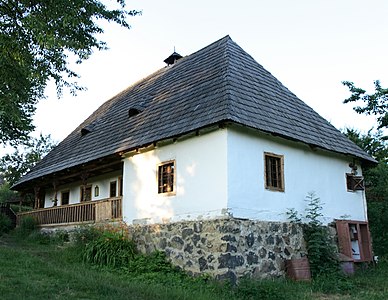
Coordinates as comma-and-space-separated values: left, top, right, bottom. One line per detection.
14, 36, 375, 190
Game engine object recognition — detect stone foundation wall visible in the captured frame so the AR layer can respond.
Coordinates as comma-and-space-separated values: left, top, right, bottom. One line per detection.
128, 218, 306, 282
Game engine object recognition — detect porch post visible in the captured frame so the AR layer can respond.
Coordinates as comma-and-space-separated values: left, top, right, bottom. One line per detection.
80, 172, 89, 202
52, 180, 58, 206
33, 186, 40, 209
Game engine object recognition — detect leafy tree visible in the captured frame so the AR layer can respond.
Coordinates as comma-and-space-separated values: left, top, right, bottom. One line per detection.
344, 128, 388, 164
0, 181, 18, 203
342, 81, 388, 130
0, 134, 57, 186
344, 128, 388, 256
0, 0, 140, 145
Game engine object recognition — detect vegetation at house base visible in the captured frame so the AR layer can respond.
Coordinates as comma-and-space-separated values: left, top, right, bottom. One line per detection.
1, 225, 388, 300
342, 80, 388, 130
344, 128, 388, 257
0, 0, 140, 145
0, 213, 12, 235
287, 192, 338, 278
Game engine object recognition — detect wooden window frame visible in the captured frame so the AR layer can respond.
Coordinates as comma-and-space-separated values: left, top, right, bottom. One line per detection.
346, 173, 365, 192
157, 160, 176, 195
110, 181, 117, 198
336, 219, 372, 262
118, 176, 123, 197
80, 185, 92, 202
264, 152, 285, 192
61, 190, 70, 206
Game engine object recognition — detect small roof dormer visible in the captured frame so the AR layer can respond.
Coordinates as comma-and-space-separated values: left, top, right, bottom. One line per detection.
164, 51, 182, 66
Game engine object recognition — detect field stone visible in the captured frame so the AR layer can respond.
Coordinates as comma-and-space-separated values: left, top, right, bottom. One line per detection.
128, 218, 307, 280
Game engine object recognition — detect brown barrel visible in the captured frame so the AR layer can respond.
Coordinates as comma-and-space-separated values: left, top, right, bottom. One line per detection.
286, 257, 311, 281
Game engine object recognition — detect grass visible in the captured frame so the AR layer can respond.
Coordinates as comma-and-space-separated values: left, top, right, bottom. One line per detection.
0, 231, 387, 300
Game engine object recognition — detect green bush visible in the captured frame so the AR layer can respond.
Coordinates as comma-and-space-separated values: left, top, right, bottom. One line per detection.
83, 230, 137, 268
26, 231, 51, 244
0, 213, 12, 235
287, 192, 339, 277
52, 230, 70, 244
71, 226, 100, 246
367, 201, 388, 257
126, 251, 179, 275
15, 216, 37, 237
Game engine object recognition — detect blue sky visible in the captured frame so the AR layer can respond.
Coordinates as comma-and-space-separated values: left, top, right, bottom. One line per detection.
32, 0, 388, 144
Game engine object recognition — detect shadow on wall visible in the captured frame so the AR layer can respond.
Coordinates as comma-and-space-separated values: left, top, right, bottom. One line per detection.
131, 151, 189, 223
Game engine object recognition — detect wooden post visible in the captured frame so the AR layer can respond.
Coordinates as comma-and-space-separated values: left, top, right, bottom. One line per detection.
80, 172, 89, 202
33, 186, 40, 209
52, 180, 58, 206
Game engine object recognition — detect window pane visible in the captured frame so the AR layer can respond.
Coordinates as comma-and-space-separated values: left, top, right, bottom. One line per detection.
158, 162, 175, 194
61, 191, 69, 205
264, 153, 284, 191
110, 181, 117, 197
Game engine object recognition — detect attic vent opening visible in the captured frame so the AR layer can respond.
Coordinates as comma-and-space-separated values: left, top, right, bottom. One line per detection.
81, 123, 95, 136
81, 128, 90, 136
128, 108, 141, 118
164, 51, 182, 65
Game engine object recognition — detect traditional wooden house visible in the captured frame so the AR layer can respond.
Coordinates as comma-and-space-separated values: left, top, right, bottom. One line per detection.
13, 36, 375, 279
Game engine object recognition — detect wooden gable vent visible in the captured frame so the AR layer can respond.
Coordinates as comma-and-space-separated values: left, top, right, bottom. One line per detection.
346, 174, 365, 191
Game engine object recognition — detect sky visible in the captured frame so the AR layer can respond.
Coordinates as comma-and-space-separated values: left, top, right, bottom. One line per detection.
24, 0, 388, 146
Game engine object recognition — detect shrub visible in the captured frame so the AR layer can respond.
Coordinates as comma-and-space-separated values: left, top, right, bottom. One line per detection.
26, 231, 51, 244
367, 201, 388, 257
71, 226, 100, 246
52, 230, 70, 244
83, 229, 137, 268
126, 251, 178, 275
15, 216, 37, 237
287, 192, 338, 277
0, 213, 12, 235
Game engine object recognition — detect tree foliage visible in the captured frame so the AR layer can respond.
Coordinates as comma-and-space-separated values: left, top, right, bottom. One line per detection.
342, 80, 388, 130
344, 128, 388, 256
344, 128, 388, 164
0, 0, 140, 145
0, 134, 57, 186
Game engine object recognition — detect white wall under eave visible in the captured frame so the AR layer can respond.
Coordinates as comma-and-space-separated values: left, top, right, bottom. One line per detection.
122, 129, 229, 224
43, 171, 122, 208
227, 127, 367, 224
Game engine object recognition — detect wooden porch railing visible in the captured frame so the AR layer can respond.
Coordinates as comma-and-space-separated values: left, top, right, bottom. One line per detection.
17, 197, 122, 226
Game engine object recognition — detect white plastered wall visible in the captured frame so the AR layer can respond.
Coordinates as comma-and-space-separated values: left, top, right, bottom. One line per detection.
227, 126, 367, 223
43, 171, 122, 208
122, 129, 228, 224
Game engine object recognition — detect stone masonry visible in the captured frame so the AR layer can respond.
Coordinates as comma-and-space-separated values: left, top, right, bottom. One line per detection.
128, 217, 306, 282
